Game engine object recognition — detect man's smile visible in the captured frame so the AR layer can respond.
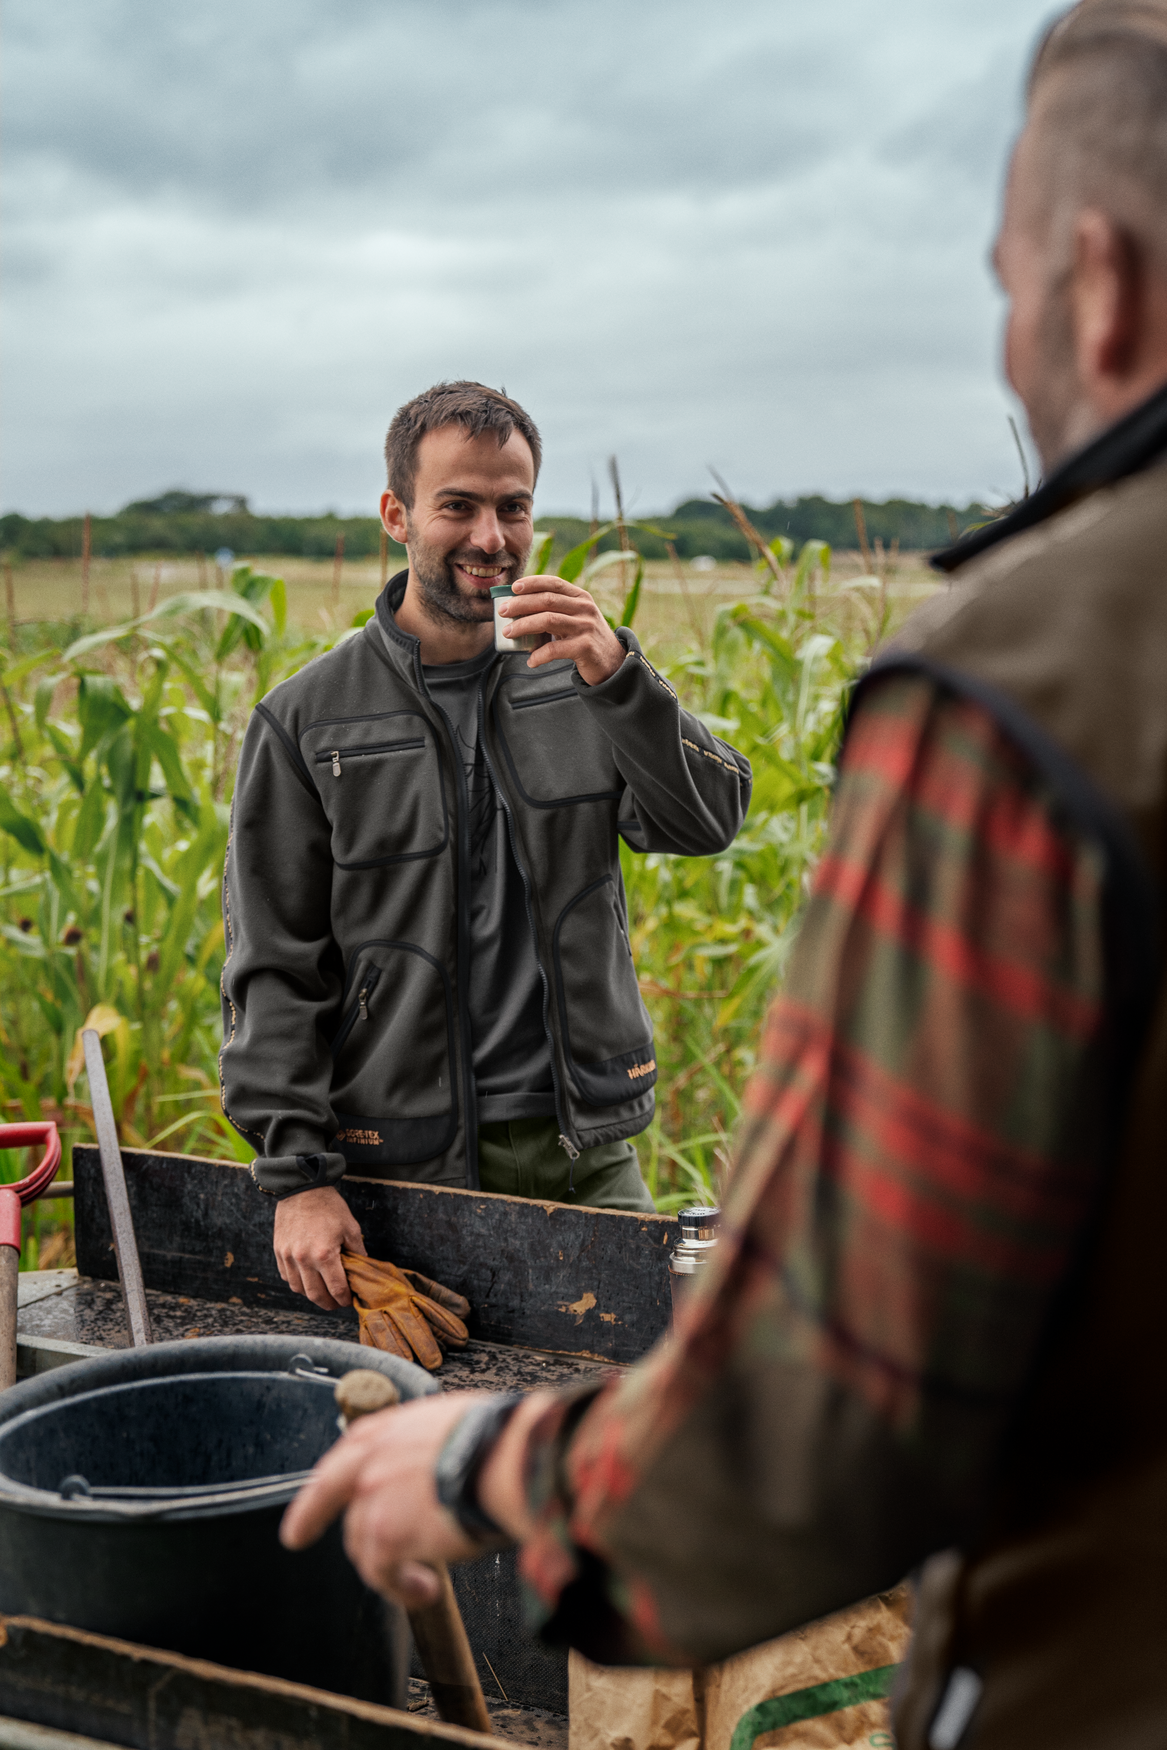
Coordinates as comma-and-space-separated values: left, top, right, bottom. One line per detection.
454, 561, 512, 587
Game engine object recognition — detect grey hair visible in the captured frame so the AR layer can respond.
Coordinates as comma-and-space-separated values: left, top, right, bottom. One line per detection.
1026, 1, 1167, 262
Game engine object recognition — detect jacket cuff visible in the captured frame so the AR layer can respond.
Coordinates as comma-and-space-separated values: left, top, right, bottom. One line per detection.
573, 628, 674, 708
250, 1151, 347, 1199
518, 1381, 669, 1663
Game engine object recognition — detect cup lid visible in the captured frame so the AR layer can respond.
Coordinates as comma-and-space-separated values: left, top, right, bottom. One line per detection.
489, 584, 514, 598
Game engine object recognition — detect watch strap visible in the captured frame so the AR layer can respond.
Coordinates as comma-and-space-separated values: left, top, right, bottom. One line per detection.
435, 1394, 523, 1542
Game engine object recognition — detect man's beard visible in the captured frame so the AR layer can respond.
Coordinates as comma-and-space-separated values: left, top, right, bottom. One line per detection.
407, 529, 529, 629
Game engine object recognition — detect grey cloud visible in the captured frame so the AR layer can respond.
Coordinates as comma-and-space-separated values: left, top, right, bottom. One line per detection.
2, 0, 1061, 518
4, 0, 839, 216
878, 41, 1037, 191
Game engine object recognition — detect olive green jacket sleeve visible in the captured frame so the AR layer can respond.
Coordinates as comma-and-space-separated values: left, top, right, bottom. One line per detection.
219, 706, 347, 1197
575, 631, 752, 855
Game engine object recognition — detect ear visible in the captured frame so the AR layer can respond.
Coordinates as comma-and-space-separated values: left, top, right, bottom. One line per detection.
1071, 209, 1141, 390
380, 489, 409, 546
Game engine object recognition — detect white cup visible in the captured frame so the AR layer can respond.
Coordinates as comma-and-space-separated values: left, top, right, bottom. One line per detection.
491, 584, 550, 654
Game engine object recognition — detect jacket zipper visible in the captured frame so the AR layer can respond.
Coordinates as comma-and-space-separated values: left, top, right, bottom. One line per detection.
422, 685, 480, 1191
367, 593, 480, 1189
477, 675, 580, 1161
316, 738, 424, 778
331, 965, 383, 1056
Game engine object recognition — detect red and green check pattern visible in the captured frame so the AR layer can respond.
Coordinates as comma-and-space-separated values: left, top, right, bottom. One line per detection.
519, 674, 1109, 1665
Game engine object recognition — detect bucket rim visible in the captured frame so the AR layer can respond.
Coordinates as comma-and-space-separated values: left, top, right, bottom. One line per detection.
0, 1365, 335, 1521
0, 1333, 437, 1522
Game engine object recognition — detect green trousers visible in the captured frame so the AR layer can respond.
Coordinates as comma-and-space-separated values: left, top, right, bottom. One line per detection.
477, 1117, 656, 1212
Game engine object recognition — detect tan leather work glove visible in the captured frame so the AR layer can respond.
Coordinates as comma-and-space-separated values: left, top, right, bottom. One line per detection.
341, 1250, 471, 1371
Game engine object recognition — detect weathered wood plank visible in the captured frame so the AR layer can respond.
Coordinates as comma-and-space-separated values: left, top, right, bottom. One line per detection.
74, 1149, 676, 1364
0, 1616, 492, 1750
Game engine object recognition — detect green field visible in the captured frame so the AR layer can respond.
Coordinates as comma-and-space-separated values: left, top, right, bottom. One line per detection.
0, 541, 938, 1266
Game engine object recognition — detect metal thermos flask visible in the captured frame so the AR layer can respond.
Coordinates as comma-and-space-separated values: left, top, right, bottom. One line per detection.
668, 1204, 720, 1314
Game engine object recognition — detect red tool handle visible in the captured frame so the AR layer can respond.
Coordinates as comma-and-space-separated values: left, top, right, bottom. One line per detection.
0, 1123, 62, 1250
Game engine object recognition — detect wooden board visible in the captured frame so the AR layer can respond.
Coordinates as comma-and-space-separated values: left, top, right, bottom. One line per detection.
74, 1149, 677, 1365
0, 1615, 491, 1750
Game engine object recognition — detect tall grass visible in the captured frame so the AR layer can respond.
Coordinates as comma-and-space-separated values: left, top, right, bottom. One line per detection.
0, 532, 910, 1257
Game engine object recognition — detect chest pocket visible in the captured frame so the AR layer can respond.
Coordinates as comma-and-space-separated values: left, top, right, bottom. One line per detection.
492, 672, 622, 807
302, 711, 448, 869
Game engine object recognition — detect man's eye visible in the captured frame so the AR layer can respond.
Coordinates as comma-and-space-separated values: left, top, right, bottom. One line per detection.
441, 500, 470, 514
501, 502, 531, 516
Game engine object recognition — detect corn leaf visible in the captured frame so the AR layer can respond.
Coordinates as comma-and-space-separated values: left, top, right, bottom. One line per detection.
153, 806, 229, 994
0, 789, 46, 856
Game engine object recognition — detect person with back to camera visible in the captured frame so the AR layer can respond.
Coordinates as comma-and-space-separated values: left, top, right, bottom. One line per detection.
281, 4, 1167, 1743
219, 381, 752, 1313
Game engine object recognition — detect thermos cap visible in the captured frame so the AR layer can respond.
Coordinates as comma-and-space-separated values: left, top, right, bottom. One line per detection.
679, 1205, 720, 1243
670, 1205, 721, 1300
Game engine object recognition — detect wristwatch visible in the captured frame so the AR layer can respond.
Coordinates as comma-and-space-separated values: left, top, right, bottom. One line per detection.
435, 1394, 523, 1542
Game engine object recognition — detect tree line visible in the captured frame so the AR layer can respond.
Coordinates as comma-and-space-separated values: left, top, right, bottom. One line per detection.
0, 487, 990, 564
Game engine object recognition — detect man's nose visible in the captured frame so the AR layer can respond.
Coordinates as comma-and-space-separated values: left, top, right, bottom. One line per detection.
470, 508, 506, 553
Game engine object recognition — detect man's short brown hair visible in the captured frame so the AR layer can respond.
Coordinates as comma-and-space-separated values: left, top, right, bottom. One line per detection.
384, 382, 542, 508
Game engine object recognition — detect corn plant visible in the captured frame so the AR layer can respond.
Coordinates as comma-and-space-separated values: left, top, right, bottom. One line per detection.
0, 569, 359, 1263
625, 548, 857, 1209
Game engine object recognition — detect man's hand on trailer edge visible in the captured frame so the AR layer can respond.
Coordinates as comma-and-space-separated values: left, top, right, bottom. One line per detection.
280, 1389, 552, 1605
273, 1185, 367, 1309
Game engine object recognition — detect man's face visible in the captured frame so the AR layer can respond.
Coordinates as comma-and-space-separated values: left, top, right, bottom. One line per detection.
382, 425, 535, 629
994, 113, 1080, 471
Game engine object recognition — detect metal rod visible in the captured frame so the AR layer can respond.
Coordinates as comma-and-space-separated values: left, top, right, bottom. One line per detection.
0, 1244, 18, 1391
35, 1182, 74, 1200
82, 1029, 152, 1347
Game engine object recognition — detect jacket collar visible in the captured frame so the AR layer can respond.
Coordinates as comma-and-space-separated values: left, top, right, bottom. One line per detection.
373, 570, 414, 652
932, 378, 1167, 575
369, 570, 428, 692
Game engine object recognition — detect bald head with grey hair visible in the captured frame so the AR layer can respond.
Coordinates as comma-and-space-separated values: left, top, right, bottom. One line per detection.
1028, 3, 1167, 256
994, 0, 1167, 468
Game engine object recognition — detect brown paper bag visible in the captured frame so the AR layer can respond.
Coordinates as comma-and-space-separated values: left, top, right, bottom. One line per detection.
568, 1659, 703, 1750
569, 1587, 911, 1750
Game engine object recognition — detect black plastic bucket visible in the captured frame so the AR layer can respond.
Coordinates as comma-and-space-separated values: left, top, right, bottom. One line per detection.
0, 1334, 436, 1705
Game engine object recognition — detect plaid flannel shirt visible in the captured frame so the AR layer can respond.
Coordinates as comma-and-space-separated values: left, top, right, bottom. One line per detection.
517, 672, 1109, 1666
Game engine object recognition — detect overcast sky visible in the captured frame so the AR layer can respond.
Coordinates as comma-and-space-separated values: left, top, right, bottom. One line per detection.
2, 0, 1060, 520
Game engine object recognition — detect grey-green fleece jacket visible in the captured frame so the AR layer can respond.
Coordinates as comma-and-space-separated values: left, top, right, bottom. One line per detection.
220, 577, 752, 1196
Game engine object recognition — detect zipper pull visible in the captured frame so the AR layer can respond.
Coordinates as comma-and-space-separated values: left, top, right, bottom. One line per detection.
358, 986, 369, 1022
331, 750, 341, 778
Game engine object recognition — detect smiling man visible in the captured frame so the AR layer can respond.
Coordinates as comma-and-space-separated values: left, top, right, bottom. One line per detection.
219, 381, 751, 1310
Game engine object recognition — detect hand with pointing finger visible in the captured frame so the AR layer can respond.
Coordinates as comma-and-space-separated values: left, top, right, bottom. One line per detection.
499, 575, 626, 685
